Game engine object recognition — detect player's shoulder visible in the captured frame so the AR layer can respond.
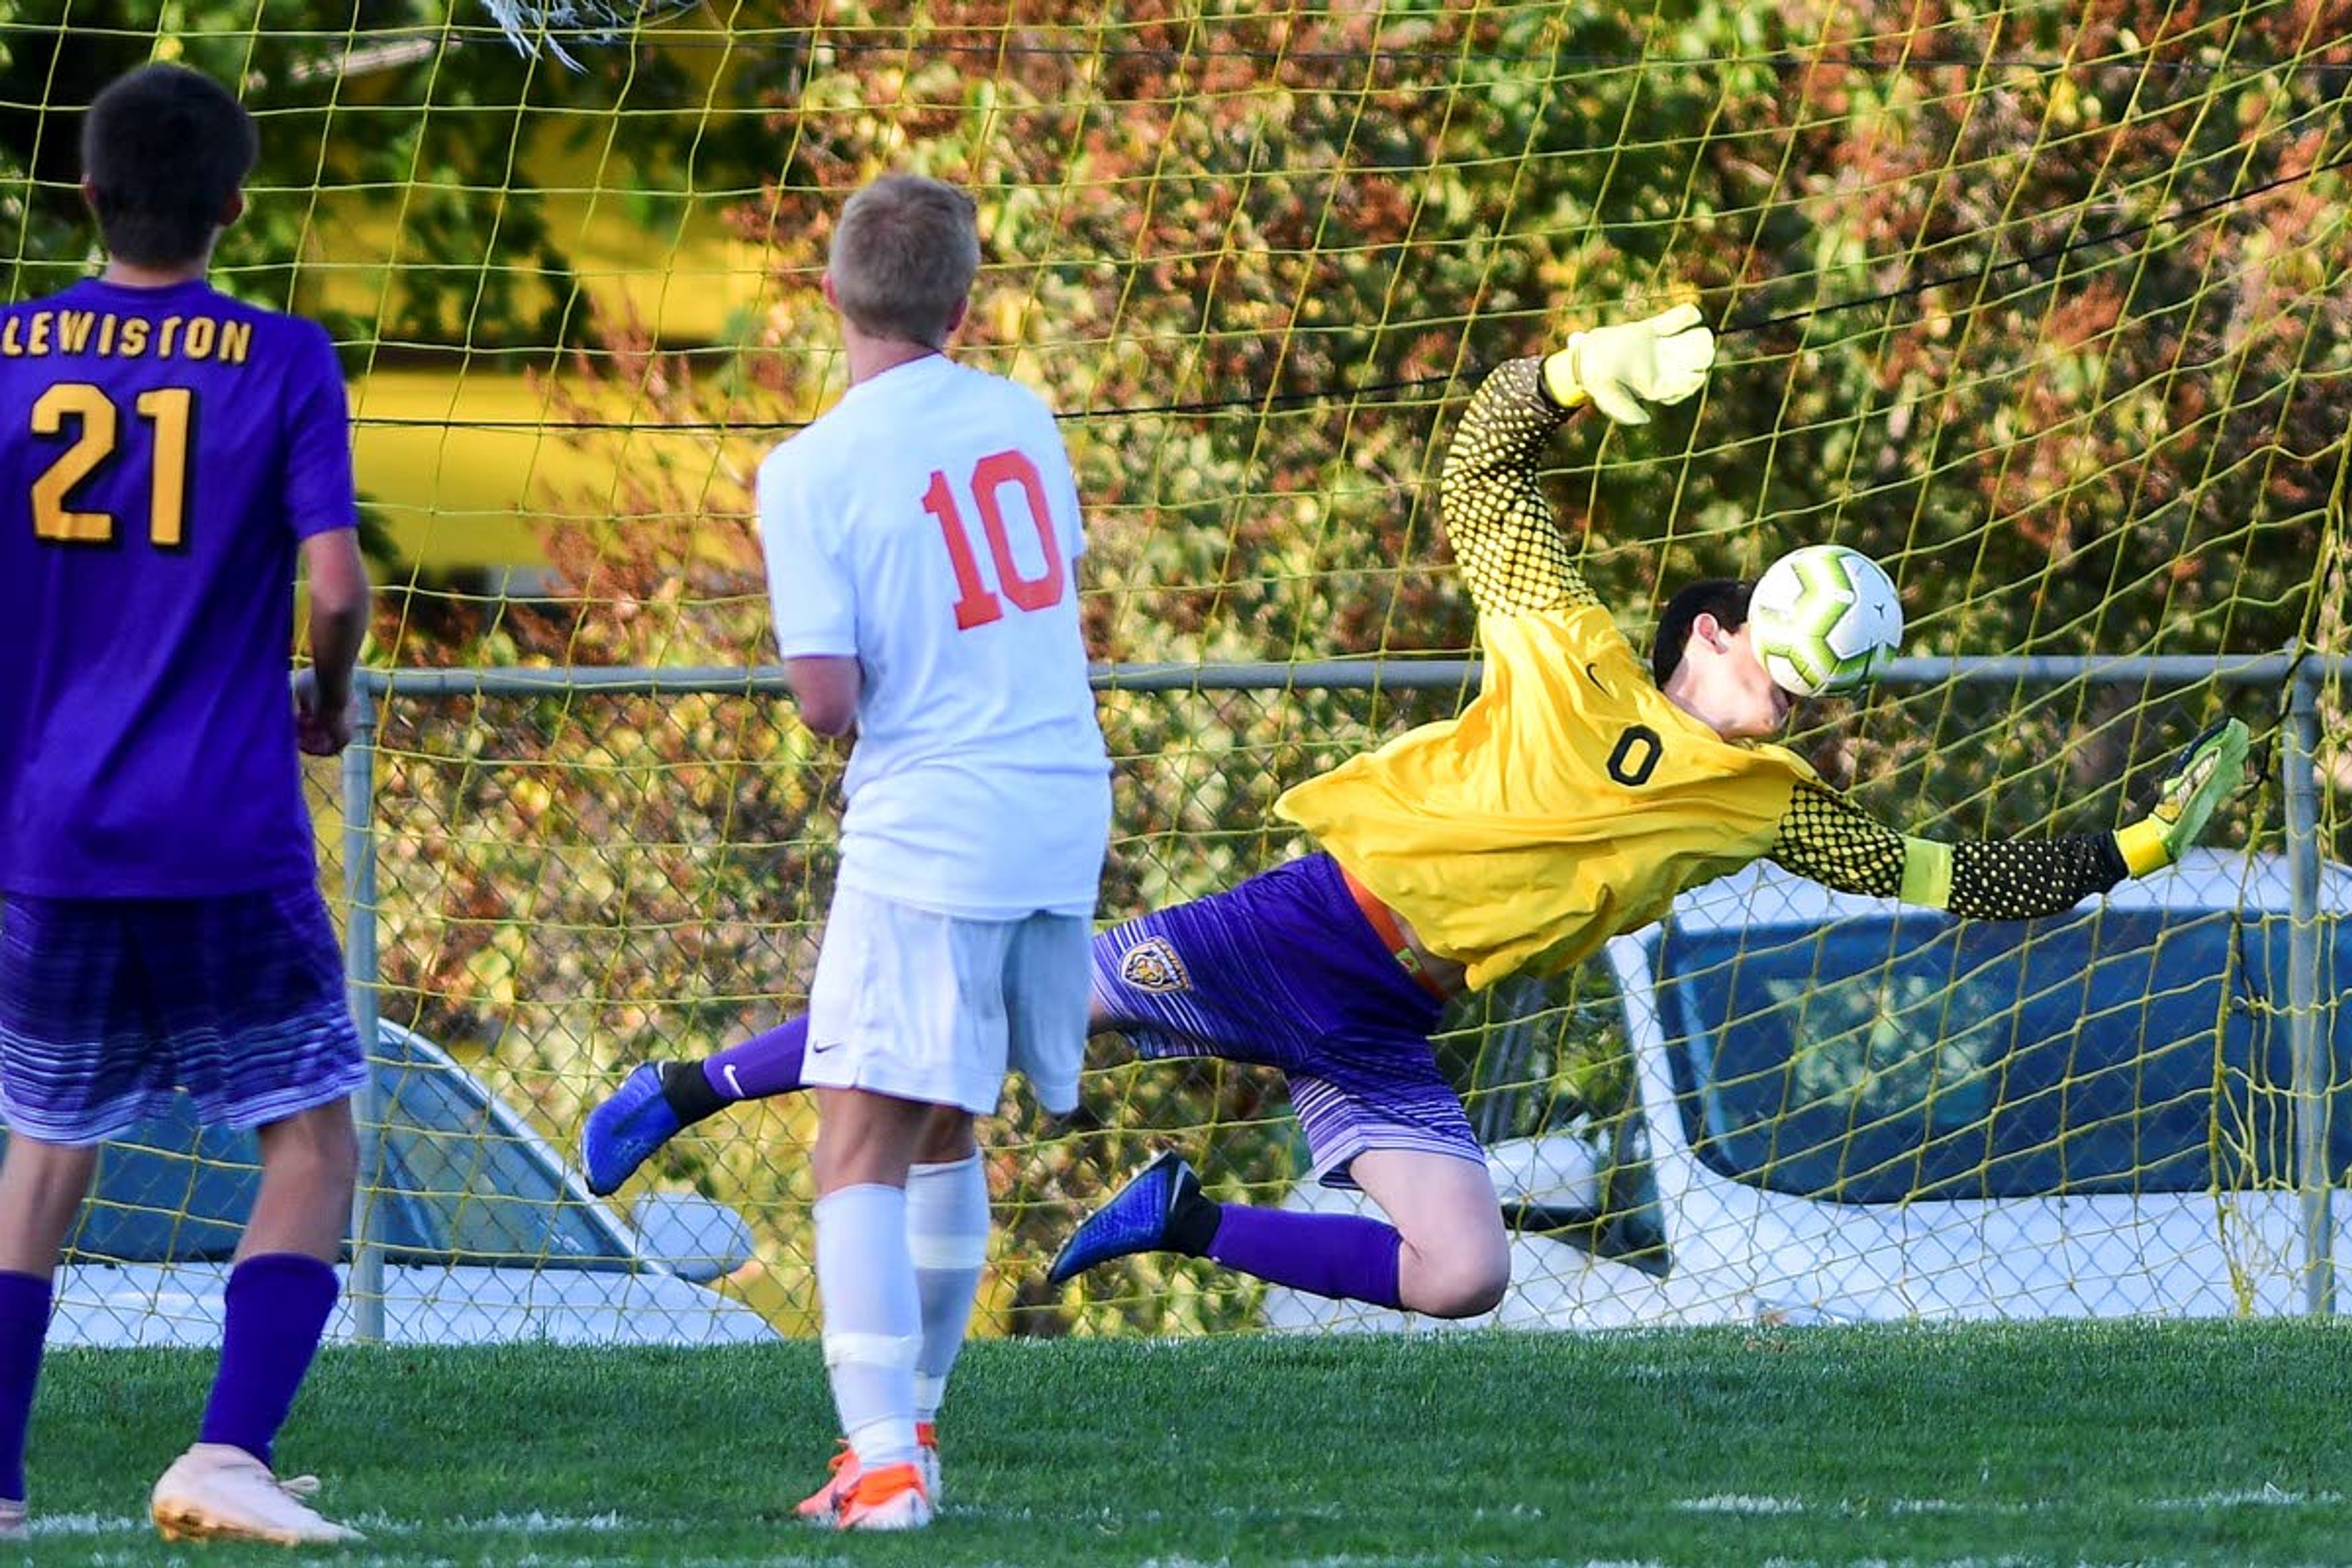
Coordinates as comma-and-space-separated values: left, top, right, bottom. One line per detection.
223, 297, 340, 369
1748, 742, 1825, 785
1484, 598, 1635, 663
908, 355, 1064, 429
0, 280, 333, 380
159, 279, 314, 330
968, 360, 1059, 417
801, 359, 1059, 454
130, 282, 333, 349
1559, 598, 1634, 647
752, 388, 879, 526
206, 298, 345, 398
0, 282, 58, 320
760, 390, 858, 472
252, 298, 336, 349
1, 277, 98, 331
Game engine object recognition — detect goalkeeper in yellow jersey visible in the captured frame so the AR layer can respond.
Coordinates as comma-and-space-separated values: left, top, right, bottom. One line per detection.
583, 304, 2249, 1322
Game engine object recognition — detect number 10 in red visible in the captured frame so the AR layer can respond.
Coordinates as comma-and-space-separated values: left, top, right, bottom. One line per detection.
922, 449, 1066, 630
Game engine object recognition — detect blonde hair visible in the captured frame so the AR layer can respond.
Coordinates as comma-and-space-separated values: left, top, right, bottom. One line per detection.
828, 173, 980, 347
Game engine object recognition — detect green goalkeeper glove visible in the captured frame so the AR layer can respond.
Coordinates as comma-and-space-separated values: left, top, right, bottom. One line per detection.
2114, 717, 2251, 876
1540, 303, 1716, 424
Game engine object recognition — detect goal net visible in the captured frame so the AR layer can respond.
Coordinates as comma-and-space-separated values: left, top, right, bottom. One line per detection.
3, 1, 2345, 1341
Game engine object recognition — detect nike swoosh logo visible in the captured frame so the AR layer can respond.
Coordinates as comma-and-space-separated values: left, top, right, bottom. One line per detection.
721, 1065, 745, 1097
810, 1039, 842, 1054
1585, 662, 1610, 695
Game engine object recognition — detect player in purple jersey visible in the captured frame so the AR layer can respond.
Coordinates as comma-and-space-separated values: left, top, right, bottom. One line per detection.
0, 64, 371, 1547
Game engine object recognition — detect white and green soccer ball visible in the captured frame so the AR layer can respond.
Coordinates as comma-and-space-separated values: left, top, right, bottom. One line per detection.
1746, 544, 1903, 696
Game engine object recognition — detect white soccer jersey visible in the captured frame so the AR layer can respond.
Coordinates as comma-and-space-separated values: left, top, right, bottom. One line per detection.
758, 353, 1110, 919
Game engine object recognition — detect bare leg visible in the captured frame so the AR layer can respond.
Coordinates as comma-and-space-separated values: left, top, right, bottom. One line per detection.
242, 1099, 358, 1263
0, 1136, 100, 1510
0, 1138, 100, 1275
1347, 1147, 1511, 1318
1050, 1144, 1507, 1318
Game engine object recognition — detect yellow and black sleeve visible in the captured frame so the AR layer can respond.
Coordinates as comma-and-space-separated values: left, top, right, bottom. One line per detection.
1770, 779, 2130, 919
1437, 356, 1604, 617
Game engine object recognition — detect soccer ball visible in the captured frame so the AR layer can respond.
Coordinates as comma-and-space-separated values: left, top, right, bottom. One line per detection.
1746, 545, 1903, 696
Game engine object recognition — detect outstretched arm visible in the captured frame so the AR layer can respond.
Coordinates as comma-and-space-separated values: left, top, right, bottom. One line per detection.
1439, 358, 1597, 616
1439, 305, 1713, 617
1770, 782, 2129, 918
1768, 720, 2252, 918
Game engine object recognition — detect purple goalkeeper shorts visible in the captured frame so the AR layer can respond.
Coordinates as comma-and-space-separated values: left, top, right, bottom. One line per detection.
0, 885, 367, 1145
1090, 851, 1475, 1188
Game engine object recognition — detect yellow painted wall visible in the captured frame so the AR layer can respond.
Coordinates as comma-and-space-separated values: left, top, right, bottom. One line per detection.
313, 65, 779, 570
349, 366, 596, 569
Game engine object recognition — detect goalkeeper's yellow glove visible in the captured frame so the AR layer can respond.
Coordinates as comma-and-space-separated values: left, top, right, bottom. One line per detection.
2114, 717, 2252, 876
1540, 303, 1716, 425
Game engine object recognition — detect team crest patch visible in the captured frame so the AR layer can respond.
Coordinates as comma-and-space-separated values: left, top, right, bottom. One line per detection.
1118, 937, 1191, 993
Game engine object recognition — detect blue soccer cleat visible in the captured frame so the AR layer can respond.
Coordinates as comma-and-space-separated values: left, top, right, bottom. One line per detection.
1047, 1151, 1207, 1284
579, 1063, 682, 1197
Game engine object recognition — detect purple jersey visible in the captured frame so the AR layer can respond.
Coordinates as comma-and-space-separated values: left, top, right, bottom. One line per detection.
0, 278, 357, 897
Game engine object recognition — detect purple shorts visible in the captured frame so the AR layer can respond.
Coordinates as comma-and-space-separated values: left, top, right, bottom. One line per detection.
0, 885, 366, 1145
1090, 852, 1475, 1188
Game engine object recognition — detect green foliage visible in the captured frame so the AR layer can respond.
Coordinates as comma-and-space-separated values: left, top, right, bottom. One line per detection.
367, 2, 2348, 1335
11, 4, 2343, 1335
0, 1, 793, 350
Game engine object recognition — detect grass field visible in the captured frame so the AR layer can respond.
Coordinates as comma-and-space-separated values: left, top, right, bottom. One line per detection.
14, 1321, 2352, 1566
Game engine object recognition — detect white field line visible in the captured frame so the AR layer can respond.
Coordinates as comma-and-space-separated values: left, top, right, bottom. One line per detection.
1255, 1561, 1664, 1568
1261, 1561, 1665, 1568
1756, 1560, 2194, 1568
26, 1510, 641, 1538
1684, 1487, 2347, 1519
21, 1513, 146, 1536
359, 1511, 635, 1533
62, 1558, 2266, 1568
2152, 1485, 2345, 1507
1278, 1560, 1668, 1568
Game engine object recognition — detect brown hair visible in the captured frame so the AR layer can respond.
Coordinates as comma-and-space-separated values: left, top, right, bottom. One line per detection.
828, 174, 981, 348
1650, 578, 1756, 685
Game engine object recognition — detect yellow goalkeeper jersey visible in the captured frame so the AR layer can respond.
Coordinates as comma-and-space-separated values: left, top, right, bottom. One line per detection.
1277, 356, 2129, 991
1280, 601, 1810, 988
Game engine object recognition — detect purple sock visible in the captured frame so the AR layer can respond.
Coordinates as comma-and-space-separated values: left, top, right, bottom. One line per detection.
701, 1014, 809, 1103
1204, 1204, 1405, 1309
199, 1254, 339, 1468
0, 1271, 51, 1502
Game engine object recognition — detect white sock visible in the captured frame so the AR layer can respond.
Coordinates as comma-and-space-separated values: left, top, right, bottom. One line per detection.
905, 1153, 990, 1426
813, 1183, 919, 1469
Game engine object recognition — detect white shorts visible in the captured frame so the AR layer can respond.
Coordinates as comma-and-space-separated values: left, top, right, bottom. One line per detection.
802, 884, 1090, 1115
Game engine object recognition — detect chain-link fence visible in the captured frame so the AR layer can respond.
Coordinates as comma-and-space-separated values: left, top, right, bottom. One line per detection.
265, 652, 2343, 1341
